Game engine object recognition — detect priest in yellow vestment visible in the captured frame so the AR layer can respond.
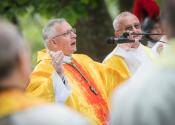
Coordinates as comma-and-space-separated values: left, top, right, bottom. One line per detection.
26, 18, 126, 125
103, 12, 154, 77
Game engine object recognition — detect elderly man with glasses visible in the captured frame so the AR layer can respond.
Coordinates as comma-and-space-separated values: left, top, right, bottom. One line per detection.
26, 18, 126, 125
103, 12, 154, 79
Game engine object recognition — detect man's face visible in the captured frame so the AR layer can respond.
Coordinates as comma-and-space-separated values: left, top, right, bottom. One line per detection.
50, 21, 77, 56
115, 14, 142, 49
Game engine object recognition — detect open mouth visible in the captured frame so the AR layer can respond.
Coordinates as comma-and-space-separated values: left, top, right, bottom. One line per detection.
71, 42, 76, 46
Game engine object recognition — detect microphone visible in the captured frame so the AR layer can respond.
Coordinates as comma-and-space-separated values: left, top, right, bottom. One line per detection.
106, 37, 144, 44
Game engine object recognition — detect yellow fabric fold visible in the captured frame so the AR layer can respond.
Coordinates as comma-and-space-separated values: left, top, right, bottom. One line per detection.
0, 89, 43, 117
26, 49, 127, 125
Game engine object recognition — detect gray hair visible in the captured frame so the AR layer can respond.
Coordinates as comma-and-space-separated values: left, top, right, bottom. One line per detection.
0, 20, 26, 78
42, 18, 66, 47
113, 12, 133, 31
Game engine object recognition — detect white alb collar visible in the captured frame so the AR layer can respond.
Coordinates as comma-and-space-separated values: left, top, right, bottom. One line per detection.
112, 43, 143, 58
63, 55, 72, 64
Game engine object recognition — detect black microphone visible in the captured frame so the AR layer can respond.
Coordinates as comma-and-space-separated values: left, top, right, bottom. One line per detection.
106, 37, 144, 44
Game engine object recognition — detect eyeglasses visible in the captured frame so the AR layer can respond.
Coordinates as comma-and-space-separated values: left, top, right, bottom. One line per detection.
52, 28, 76, 39
125, 23, 141, 31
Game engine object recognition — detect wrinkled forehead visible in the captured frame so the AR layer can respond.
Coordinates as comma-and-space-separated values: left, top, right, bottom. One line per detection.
118, 14, 140, 28
54, 21, 72, 33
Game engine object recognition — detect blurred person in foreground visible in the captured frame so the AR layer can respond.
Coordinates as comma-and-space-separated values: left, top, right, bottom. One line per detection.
110, 0, 175, 125
26, 18, 126, 125
0, 20, 90, 125
103, 12, 154, 79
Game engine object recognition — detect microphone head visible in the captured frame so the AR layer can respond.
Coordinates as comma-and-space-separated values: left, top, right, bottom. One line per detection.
106, 37, 131, 44
106, 37, 116, 44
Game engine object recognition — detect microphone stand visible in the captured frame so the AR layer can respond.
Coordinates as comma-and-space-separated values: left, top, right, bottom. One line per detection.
107, 37, 145, 44
107, 32, 166, 44
122, 32, 165, 38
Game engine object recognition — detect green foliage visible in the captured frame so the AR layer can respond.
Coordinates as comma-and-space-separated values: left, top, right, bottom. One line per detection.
0, 0, 98, 25
0, 0, 29, 21
19, 13, 47, 67
0, 0, 100, 66
30, 0, 97, 25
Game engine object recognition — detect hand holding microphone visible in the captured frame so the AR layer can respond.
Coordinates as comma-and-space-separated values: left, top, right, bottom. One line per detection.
49, 50, 64, 78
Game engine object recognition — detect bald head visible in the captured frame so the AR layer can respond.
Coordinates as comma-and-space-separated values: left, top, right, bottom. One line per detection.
113, 12, 140, 31
0, 20, 27, 79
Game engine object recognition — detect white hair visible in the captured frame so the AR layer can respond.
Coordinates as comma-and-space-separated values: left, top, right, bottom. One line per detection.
42, 18, 66, 47
113, 12, 134, 31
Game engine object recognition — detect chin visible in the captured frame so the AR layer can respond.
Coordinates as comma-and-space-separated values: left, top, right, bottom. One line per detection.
72, 48, 77, 53
132, 42, 140, 48
66, 50, 76, 55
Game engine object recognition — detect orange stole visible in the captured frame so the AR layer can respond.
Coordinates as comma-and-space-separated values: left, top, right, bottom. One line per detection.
64, 59, 109, 125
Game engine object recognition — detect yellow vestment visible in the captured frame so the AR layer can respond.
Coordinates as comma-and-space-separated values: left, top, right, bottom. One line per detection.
27, 49, 126, 125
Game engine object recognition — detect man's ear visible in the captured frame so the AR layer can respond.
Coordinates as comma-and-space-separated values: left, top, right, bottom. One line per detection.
49, 39, 57, 45
48, 39, 57, 50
